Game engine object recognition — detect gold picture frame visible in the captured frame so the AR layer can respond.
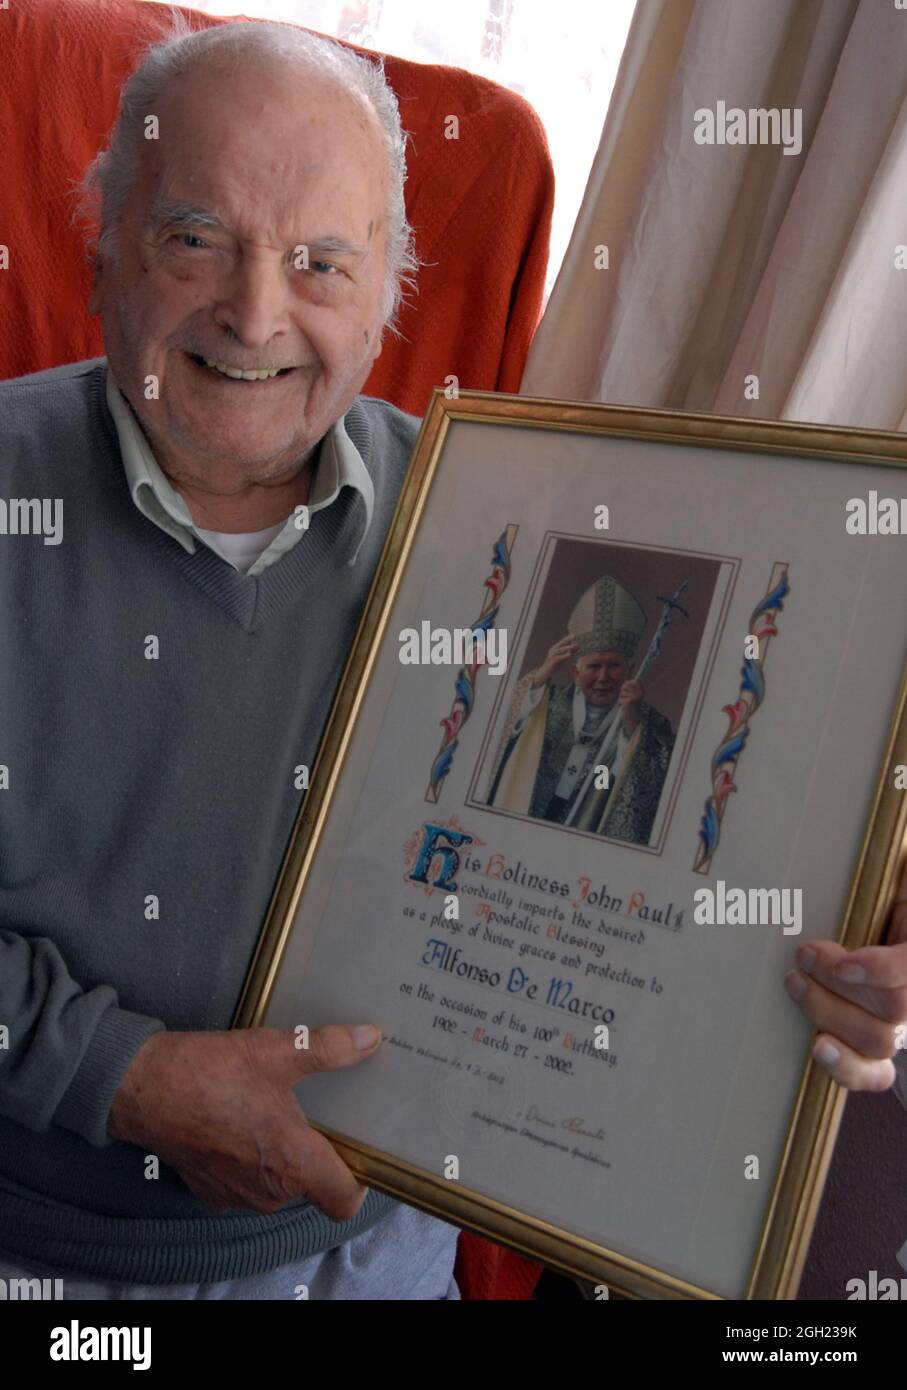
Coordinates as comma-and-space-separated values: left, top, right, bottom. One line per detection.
235, 390, 907, 1300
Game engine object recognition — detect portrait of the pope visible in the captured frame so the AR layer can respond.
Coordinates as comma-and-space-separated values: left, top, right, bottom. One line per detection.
486, 573, 676, 845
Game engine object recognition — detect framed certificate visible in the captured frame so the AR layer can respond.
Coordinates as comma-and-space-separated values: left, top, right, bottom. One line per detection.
235, 392, 907, 1300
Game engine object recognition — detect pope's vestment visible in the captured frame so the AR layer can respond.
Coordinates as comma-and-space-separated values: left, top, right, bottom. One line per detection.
487, 672, 675, 845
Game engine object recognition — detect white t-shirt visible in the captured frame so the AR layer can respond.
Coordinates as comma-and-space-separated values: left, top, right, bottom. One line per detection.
193, 520, 287, 574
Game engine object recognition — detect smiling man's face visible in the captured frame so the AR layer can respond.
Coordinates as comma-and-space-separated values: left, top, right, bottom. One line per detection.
90, 55, 390, 502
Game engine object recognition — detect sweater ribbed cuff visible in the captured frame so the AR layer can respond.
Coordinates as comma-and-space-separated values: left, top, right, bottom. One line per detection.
53, 1006, 167, 1149
0, 1183, 397, 1285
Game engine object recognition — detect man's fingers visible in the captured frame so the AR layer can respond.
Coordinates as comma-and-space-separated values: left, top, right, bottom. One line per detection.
809, 1033, 897, 1092
181, 1116, 369, 1222
287, 1118, 369, 1223
785, 969, 900, 1058
797, 937, 907, 1002
832, 940, 907, 991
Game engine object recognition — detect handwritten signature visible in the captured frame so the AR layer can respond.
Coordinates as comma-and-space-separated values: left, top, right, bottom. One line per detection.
525, 1103, 605, 1142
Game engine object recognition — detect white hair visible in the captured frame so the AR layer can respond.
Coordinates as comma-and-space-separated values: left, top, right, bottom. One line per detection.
73, 9, 419, 334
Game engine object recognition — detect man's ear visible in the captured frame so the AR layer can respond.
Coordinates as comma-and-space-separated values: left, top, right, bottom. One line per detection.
368, 322, 384, 366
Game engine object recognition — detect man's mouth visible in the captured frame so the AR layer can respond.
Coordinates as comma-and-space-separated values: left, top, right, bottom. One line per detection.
186, 352, 299, 383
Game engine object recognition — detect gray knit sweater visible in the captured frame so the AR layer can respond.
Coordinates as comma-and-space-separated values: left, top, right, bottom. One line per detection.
0, 357, 418, 1283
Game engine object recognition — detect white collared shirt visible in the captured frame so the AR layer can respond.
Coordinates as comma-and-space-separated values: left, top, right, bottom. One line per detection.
105, 367, 374, 574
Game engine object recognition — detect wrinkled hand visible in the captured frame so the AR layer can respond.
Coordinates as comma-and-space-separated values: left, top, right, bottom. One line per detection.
108, 1024, 382, 1217
617, 679, 644, 733
785, 858, 907, 1090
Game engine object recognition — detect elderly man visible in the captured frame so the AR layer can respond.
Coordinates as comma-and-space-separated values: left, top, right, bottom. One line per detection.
0, 19, 457, 1300
0, 15, 905, 1305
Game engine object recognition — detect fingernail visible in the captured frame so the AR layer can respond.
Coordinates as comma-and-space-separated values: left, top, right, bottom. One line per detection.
784, 972, 807, 1002
814, 1040, 840, 1069
352, 1025, 380, 1051
796, 947, 816, 974
835, 964, 866, 984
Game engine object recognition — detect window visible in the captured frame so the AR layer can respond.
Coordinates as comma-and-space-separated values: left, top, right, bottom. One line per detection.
145, 0, 636, 297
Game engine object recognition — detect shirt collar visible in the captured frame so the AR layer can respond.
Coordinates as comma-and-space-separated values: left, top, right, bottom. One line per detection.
572, 687, 621, 739
105, 365, 374, 569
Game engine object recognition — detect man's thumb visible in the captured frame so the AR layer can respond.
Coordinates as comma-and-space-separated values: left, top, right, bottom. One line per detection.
278, 1023, 382, 1082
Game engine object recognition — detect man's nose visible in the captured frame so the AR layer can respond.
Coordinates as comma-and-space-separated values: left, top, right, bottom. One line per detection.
212, 251, 295, 352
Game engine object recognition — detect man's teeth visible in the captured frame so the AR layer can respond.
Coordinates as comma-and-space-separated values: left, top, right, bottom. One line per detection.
202, 358, 286, 381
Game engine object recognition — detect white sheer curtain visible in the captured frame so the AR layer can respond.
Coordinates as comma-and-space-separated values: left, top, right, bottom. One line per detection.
522, 0, 907, 432
146, 0, 637, 297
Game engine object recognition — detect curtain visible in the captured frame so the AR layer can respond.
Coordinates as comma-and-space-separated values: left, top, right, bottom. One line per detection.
520, 0, 907, 1298
521, 0, 907, 432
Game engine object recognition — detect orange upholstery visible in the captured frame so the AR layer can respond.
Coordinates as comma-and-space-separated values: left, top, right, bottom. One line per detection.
0, 0, 553, 1298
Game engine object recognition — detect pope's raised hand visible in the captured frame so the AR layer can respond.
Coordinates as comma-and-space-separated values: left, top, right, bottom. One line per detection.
617, 678, 644, 732
532, 634, 581, 688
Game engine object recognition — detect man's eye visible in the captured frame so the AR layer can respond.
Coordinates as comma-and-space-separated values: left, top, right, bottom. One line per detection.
311, 261, 338, 275
172, 233, 209, 250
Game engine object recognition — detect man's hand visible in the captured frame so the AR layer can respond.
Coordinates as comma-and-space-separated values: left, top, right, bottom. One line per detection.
786, 858, 907, 1091
617, 678, 644, 733
108, 1024, 382, 1219
531, 634, 580, 688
